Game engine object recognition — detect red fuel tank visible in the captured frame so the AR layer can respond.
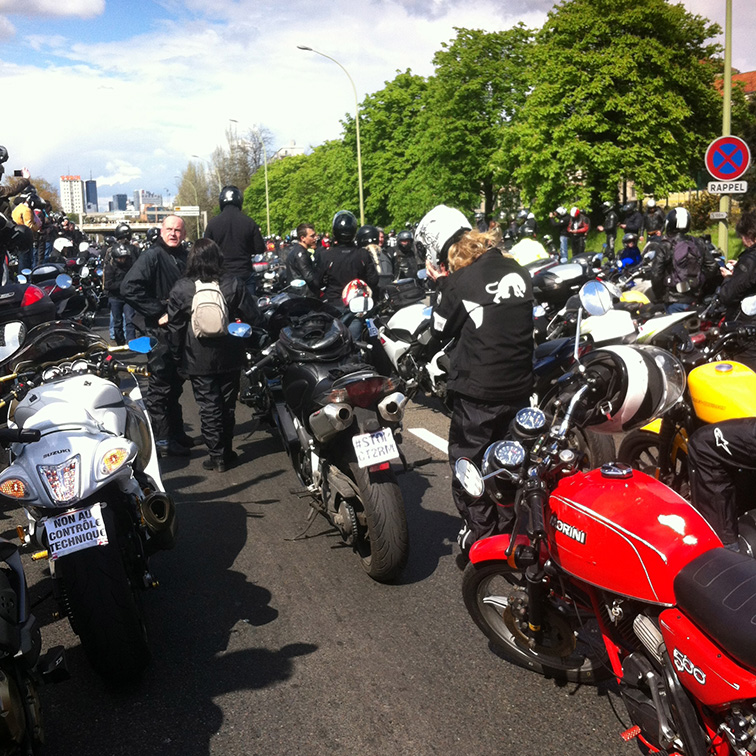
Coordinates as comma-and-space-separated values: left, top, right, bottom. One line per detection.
547, 467, 721, 605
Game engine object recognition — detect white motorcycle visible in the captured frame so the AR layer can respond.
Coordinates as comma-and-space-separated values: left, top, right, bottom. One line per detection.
0, 320, 177, 682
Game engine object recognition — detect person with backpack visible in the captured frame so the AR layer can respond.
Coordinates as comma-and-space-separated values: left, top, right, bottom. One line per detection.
166, 239, 259, 473
649, 208, 719, 313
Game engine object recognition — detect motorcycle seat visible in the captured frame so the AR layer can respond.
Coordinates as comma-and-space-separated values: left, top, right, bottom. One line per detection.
674, 547, 756, 672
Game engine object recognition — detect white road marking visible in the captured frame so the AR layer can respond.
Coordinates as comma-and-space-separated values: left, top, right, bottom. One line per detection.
408, 427, 448, 455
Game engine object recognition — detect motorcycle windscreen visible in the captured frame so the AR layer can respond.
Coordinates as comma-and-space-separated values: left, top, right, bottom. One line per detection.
547, 468, 721, 605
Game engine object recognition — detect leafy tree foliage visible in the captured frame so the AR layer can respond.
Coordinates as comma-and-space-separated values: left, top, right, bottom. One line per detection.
506, 0, 722, 216
32, 177, 61, 211
732, 84, 756, 213
175, 162, 214, 240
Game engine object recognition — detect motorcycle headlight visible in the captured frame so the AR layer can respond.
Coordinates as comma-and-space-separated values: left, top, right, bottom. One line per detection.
38, 455, 80, 504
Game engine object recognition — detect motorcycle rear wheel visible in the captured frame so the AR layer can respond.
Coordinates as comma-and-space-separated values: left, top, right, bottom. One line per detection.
618, 429, 689, 494
462, 561, 609, 683
57, 508, 150, 683
349, 462, 409, 583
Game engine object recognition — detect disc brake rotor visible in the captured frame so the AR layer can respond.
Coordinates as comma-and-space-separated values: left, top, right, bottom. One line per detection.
501, 588, 577, 658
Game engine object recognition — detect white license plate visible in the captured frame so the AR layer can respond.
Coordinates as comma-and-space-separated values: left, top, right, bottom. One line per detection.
44, 503, 109, 560
352, 428, 399, 468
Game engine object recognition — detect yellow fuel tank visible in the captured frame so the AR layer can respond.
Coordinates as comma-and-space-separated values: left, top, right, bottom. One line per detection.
688, 361, 756, 423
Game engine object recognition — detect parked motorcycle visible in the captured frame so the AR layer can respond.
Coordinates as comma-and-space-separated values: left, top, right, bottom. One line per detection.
239, 294, 410, 582
0, 320, 177, 681
457, 280, 756, 755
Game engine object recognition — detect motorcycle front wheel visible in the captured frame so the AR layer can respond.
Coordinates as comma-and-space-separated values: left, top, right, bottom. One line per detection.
56, 507, 150, 683
618, 428, 688, 494
462, 561, 609, 683
349, 462, 409, 583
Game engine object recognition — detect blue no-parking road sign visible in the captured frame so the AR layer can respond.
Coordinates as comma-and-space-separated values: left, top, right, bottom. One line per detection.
705, 136, 751, 181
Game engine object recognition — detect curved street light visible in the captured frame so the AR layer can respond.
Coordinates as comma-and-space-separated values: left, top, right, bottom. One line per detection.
297, 45, 364, 225
229, 119, 270, 237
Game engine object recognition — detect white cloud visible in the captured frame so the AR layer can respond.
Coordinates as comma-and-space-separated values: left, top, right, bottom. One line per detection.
94, 160, 142, 187
0, 15, 14, 39
0, 0, 103, 18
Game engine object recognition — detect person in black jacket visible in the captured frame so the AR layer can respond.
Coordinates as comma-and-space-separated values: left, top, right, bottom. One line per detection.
423, 207, 534, 555
121, 215, 192, 457
204, 185, 265, 297
284, 222, 320, 295
166, 239, 259, 472
644, 199, 666, 238
103, 242, 137, 344
716, 211, 756, 369
597, 201, 619, 260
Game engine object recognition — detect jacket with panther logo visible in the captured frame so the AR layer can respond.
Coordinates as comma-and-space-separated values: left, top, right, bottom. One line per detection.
432, 249, 534, 402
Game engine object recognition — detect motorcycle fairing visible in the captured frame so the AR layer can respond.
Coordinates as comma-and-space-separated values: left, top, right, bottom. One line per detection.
659, 608, 756, 707
548, 468, 721, 605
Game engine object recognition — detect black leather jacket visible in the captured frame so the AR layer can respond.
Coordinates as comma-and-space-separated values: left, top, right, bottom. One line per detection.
204, 205, 266, 280
285, 242, 320, 295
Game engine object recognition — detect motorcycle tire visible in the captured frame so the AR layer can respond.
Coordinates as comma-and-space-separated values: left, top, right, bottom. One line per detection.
462, 561, 609, 683
57, 508, 150, 683
349, 462, 409, 583
571, 428, 615, 470
618, 429, 689, 494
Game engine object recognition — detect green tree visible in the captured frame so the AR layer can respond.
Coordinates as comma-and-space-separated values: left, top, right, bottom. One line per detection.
506, 0, 722, 216
732, 83, 756, 213
32, 177, 61, 211
175, 162, 213, 240
410, 26, 533, 219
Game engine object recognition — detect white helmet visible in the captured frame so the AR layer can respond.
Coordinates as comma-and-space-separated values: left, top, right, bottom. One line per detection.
414, 205, 471, 268
647, 199, 656, 208
578, 345, 685, 434
555, 206, 567, 216
570, 206, 580, 218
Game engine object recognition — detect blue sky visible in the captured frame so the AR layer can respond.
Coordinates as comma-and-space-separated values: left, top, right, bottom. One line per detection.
0, 0, 753, 211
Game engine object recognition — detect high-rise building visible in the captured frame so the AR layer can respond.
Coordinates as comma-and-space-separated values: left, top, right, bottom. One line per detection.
85, 179, 98, 213
112, 194, 128, 211
60, 176, 85, 217
133, 189, 163, 209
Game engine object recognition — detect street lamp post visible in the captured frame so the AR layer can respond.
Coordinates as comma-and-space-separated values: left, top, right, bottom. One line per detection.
191, 154, 222, 193
297, 45, 364, 226
229, 119, 271, 237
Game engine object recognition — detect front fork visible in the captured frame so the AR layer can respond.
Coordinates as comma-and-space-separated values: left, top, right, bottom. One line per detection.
525, 563, 546, 646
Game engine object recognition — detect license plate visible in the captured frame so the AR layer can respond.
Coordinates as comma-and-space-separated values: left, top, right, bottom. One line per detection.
44, 503, 109, 560
366, 318, 379, 338
352, 428, 399, 468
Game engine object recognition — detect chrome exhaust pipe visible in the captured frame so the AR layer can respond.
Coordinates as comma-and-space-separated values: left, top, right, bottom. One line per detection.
378, 392, 408, 423
308, 403, 353, 443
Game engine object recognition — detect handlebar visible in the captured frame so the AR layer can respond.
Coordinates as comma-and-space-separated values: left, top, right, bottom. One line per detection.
0, 427, 39, 444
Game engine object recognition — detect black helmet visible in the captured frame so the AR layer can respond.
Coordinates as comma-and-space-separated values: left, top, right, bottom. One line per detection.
665, 208, 690, 235
355, 225, 380, 248
114, 222, 131, 240
332, 210, 358, 244
0, 146, 7, 164
146, 227, 160, 244
623, 233, 638, 246
219, 185, 243, 210
397, 229, 413, 249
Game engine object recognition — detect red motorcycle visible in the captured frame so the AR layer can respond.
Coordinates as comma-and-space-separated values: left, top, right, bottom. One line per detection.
459, 327, 756, 754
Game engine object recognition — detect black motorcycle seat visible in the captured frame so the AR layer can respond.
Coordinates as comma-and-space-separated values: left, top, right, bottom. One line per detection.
674, 547, 756, 671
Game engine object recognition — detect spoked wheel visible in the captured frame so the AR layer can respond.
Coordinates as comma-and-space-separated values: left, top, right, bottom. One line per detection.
618, 429, 689, 494
462, 561, 609, 683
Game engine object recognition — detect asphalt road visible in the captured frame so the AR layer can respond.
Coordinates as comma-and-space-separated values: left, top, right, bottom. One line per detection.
4, 381, 639, 756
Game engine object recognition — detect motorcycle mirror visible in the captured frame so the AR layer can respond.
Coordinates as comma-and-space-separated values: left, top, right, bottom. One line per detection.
16, 274, 27, 284
348, 296, 373, 314
579, 280, 613, 317
55, 273, 73, 289
20, 268, 31, 276
228, 322, 252, 338
95, 267, 103, 277
126, 336, 156, 354
417, 269, 428, 281
454, 458, 485, 498
741, 295, 756, 317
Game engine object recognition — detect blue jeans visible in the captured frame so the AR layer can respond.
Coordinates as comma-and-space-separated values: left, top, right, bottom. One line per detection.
109, 297, 136, 344
666, 302, 692, 314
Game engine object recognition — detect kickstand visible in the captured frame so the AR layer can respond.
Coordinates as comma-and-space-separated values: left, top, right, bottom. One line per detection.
285, 505, 325, 541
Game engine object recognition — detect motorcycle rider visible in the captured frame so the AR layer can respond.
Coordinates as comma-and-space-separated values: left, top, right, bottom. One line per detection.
420, 205, 535, 557
688, 417, 756, 552
616, 233, 642, 268
649, 207, 719, 313
394, 229, 418, 279
620, 200, 645, 240
0, 148, 32, 218
284, 222, 320, 296
104, 225, 139, 346
356, 225, 394, 292
597, 201, 619, 260
203, 185, 265, 297
567, 206, 590, 258
644, 199, 665, 238
10, 191, 42, 272
121, 215, 193, 457
317, 211, 378, 307
548, 206, 570, 261
713, 211, 756, 370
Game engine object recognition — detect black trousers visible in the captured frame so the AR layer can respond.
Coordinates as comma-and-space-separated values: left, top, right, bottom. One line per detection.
688, 418, 756, 544
190, 371, 240, 461
145, 328, 185, 442
448, 393, 530, 542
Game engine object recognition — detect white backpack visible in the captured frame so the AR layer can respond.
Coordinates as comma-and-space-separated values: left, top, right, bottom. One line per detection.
190, 280, 229, 338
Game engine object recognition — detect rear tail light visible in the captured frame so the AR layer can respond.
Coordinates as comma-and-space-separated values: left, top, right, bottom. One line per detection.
345, 377, 396, 408
21, 285, 45, 307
